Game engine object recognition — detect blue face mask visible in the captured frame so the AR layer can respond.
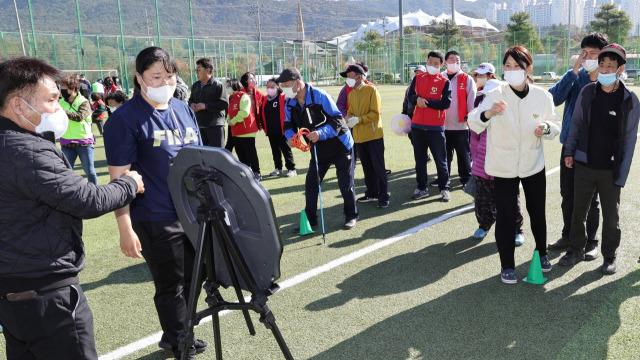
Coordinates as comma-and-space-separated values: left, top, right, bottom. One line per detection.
598, 72, 618, 87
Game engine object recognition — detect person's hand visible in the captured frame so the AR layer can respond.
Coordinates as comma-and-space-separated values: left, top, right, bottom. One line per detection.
565, 156, 574, 169
190, 103, 198, 112
123, 170, 145, 194
534, 123, 549, 137
307, 131, 320, 143
573, 51, 587, 75
120, 228, 142, 258
347, 117, 359, 128
197, 103, 206, 112
416, 97, 428, 108
486, 100, 507, 118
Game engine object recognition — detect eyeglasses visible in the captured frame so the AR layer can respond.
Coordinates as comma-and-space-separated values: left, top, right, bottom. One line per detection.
195, 68, 204, 72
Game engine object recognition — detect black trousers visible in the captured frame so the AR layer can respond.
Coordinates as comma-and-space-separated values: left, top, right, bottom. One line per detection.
569, 163, 621, 257
445, 129, 472, 185
357, 138, 389, 202
305, 148, 358, 225
200, 125, 225, 148
224, 126, 234, 152
0, 284, 98, 360
132, 220, 196, 349
268, 134, 295, 170
560, 147, 600, 240
494, 169, 548, 270
234, 137, 260, 173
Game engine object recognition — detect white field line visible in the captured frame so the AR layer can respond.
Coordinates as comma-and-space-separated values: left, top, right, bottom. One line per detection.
99, 158, 580, 360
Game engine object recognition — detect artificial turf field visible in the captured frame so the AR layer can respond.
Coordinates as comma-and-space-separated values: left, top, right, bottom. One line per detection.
2, 84, 639, 360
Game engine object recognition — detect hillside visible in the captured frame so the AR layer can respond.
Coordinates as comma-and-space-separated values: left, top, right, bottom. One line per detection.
0, 0, 491, 41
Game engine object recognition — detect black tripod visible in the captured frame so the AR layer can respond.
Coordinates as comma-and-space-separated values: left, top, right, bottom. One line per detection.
178, 169, 294, 360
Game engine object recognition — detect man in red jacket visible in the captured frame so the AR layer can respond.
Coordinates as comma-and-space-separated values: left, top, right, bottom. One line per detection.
405, 50, 452, 202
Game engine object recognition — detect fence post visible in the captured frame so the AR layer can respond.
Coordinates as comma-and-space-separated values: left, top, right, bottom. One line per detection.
51, 34, 58, 67
271, 41, 275, 76
232, 41, 237, 78
116, 36, 124, 89
96, 36, 103, 79
75, 35, 82, 69
27, 33, 33, 57
170, 37, 175, 57
1, 32, 7, 58
245, 40, 249, 73
188, 38, 195, 86
27, 0, 37, 57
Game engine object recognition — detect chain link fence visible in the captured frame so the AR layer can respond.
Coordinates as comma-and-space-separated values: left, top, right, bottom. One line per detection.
1, 30, 638, 91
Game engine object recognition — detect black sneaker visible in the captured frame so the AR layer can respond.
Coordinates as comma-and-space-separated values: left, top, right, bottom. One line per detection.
357, 196, 378, 203
377, 200, 389, 209
602, 257, 617, 275
429, 180, 439, 188
558, 250, 585, 266
385, 169, 392, 175
584, 240, 599, 261
548, 236, 570, 250
160, 337, 208, 354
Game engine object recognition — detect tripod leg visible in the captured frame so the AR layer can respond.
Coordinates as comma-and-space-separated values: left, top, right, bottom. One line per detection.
180, 221, 209, 360
213, 222, 256, 335
260, 308, 294, 360
213, 312, 223, 360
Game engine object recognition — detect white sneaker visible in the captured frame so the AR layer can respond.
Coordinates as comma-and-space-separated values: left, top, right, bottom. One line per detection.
269, 169, 282, 176
440, 190, 450, 202
287, 169, 297, 177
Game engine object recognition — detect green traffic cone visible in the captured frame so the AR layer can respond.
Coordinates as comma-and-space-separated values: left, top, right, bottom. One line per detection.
523, 250, 548, 284
298, 210, 314, 235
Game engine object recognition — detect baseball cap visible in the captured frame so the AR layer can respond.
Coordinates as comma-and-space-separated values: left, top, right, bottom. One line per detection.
599, 43, 626, 64
275, 67, 302, 83
479, 79, 502, 95
340, 64, 365, 78
476, 63, 496, 75
414, 65, 427, 73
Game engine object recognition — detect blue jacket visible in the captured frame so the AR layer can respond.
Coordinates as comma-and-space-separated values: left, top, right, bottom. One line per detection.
565, 82, 639, 187
548, 69, 594, 144
284, 84, 354, 163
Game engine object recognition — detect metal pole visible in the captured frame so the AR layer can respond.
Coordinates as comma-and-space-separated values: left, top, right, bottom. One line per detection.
27, 33, 32, 57
271, 41, 275, 76
188, 38, 195, 85
27, 0, 37, 57
116, 0, 130, 94
117, 36, 124, 85
188, 0, 196, 83
12, 0, 26, 56
636, 25, 640, 79
96, 36, 103, 79
75, 35, 81, 69
232, 41, 237, 78
399, 0, 405, 83
51, 34, 58, 67
246, 40, 249, 73
566, 0, 571, 74
451, 0, 456, 24
256, 0, 262, 42
170, 37, 175, 57
155, 0, 162, 47
1, 32, 7, 58
74, 0, 86, 70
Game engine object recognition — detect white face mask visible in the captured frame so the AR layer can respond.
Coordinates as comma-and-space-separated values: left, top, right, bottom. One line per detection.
446, 63, 460, 73
109, 106, 118, 112
266, 88, 277, 97
20, 99, 69, 139
583, 59, 599, 72
141, 78, 176, 105
477, 77, 488, 88
226, 87, 235, 97
346, 78, 356, 88
426, 66, 440, 75
282, 86, 296, 98
504, 70, 526, 87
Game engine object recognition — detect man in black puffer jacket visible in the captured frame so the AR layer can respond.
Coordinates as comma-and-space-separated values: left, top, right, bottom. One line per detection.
0, 57, 145, 360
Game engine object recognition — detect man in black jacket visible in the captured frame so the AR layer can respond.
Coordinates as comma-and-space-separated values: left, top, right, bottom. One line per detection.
189, 58, 228, 147
0, 57, 145, 360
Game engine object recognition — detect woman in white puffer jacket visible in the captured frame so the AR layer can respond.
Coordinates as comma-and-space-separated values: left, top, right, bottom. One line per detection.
468, 46, 560, 284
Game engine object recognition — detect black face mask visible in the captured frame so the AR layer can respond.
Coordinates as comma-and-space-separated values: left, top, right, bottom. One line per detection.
60, 89, 71, 101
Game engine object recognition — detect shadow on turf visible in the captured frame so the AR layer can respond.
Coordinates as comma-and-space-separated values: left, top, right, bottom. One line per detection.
307, 237, 496, 311
307, 263, 640, 360
82, 262, 151, 292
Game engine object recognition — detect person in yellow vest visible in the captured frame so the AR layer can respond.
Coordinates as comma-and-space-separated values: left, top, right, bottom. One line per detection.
345, 64, 389, 209
59, 76, 98, 185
